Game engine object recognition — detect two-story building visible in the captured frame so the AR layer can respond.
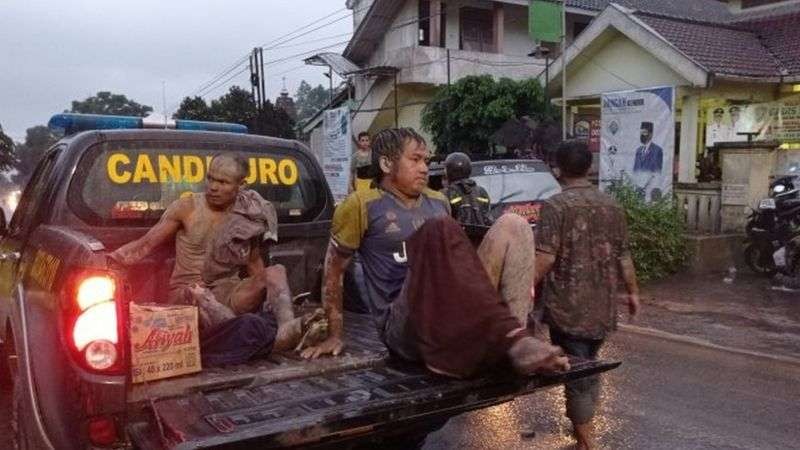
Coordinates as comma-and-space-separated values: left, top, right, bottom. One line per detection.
302, 0, 597, 153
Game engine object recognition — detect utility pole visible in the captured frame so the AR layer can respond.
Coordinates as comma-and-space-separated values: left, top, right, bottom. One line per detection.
259, 47, 266, 111
250, 48, 261, 110
250, 47, 266, 112
249, 53, 256, 101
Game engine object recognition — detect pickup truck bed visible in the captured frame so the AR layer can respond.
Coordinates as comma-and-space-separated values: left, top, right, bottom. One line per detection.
127, 311, 619, 449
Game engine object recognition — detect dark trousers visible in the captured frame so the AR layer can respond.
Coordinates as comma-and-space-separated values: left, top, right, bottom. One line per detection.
550, 328, 604, 425
200, 311, 277, 367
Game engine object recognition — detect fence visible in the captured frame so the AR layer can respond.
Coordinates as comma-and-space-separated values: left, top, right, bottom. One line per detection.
675, 183, 722, 234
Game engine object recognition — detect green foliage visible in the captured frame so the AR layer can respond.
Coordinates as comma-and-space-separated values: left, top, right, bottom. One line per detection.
421, 75, 555, 157
294, 81, 332, 126
173, 86, 295, 139
14, 125, 57, 185
609, 182, 688, 282
0, 125, 14, 172
173, 96, 211, 121
70, 91, 153, 117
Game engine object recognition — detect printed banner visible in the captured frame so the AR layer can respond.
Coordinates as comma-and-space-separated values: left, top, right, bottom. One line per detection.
322, 106, 352, 203
705, 96, 800, 148
600, 86, 675, 202
574, 114, 601, 152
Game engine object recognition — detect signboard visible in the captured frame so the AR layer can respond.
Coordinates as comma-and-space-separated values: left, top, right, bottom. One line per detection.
705, 96, 800, 147
721, 183, 748, 206
600, 86, 675, 202
322, 107, 352, 203
574, 114, 601, 152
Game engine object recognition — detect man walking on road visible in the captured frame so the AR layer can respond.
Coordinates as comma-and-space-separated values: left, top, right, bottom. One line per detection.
534, 140, 641, 450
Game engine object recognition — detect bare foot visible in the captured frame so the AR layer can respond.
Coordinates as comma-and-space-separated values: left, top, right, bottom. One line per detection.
508, 336, 570, 375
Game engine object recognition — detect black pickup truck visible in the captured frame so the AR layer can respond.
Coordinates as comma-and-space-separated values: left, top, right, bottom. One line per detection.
0, 116, 618, 449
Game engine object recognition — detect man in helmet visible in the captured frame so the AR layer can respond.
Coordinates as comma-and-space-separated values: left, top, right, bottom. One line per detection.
442, 152, 494, 227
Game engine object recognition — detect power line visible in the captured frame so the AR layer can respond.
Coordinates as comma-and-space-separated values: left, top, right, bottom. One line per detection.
267, 32, 354, 51
264, 40, 352, 68
185, 53, 250, 99
261, 7, 348, 49
193, 40, 350, 101
196, 66, 251, 99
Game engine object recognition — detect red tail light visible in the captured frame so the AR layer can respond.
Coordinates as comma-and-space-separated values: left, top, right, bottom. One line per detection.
64, 271, 126, 374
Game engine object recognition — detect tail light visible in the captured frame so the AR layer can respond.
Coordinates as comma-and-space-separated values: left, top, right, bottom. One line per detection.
63, 271, 126, 374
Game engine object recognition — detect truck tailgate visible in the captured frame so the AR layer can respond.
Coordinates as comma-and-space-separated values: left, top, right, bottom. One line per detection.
127, 357, 618, 449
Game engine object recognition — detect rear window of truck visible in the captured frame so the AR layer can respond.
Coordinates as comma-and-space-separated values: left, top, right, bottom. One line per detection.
68, 140, 325, 227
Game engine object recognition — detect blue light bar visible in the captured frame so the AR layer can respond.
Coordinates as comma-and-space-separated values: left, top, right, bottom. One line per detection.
48, 113, 249, 136
175, 120, 248, 134
49, 114, 142, 136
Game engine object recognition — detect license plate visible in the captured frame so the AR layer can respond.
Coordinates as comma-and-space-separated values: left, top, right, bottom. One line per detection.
759, 198, 776, 209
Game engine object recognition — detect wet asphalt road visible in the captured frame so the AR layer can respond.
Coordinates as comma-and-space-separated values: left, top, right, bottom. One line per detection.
1, 331, 798, 449
425, 330, 800, 450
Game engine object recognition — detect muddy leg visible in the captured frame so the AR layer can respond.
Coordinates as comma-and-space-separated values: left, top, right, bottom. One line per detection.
476, 213, 535, 326
273, 317, 304, 352
263, 265, 295, 326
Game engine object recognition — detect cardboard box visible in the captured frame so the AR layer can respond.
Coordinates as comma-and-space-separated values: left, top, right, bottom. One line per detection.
130, 303, 201, 383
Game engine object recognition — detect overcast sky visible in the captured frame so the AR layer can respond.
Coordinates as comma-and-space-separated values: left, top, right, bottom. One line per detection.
0, 0, 351, 141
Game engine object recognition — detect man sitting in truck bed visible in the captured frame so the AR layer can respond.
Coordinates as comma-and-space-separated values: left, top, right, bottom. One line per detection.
302, 128, 568, 378
111, 153, 309, 365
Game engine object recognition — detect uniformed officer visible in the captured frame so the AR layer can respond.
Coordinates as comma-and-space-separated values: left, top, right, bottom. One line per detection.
442, 152, 494, 227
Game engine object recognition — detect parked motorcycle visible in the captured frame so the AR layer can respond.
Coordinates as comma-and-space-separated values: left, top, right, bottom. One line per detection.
744, 170, 800, 275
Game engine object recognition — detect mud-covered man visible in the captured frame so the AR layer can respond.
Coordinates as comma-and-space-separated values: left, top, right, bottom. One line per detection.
535, 140, 641, 450
302, 127, 568, 380
111, 153, 311, 365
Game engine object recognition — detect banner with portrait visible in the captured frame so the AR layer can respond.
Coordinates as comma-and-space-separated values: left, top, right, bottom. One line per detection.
705, 96, 800, 148
600, 86, 675, 202
322, 106, 352, 203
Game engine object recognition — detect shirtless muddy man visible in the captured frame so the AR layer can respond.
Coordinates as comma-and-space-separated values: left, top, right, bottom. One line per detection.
111, 153, 310, 364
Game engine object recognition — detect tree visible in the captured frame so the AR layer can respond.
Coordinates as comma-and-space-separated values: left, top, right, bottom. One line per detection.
173, 86, 296, 139
295, 81, 332, 125
0, 124, 15, 172
173, 96, 212, 121
70, 91, 153, 117
209, 86, 257, 125
421, 75, 557, 157
14, 125, 57, 186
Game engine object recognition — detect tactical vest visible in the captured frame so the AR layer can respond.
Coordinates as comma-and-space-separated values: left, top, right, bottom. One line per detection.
444, 179, 494, 227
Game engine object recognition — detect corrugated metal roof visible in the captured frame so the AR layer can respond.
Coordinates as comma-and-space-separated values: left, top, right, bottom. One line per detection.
304, 52, 361, 77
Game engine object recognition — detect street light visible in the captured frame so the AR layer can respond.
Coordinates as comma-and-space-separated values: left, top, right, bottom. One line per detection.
528, 45, 552, 101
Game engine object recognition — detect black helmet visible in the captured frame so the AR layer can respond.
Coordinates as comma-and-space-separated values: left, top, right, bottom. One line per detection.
445, 152, 472, 182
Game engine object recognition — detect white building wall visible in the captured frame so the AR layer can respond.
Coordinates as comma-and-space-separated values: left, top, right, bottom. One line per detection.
367, 0, 419, 68
349, 0, 376, 30
565, 32, 690, 99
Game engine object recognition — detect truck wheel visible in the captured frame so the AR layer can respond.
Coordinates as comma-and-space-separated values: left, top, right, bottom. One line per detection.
744, 244, 776, 276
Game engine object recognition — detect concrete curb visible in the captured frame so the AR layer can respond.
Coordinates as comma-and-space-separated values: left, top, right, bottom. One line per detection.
618, 323, 800, 368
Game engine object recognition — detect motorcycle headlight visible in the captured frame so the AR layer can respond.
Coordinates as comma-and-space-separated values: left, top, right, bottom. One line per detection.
774, 184, 786, 194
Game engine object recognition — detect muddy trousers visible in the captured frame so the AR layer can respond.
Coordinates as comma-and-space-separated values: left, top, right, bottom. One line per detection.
550, 328, 604, 425
382, 213, 535, 363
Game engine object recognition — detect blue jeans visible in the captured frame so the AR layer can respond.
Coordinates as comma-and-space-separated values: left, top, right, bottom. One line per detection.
200, 311, 277, 367
550, 328, 604, 425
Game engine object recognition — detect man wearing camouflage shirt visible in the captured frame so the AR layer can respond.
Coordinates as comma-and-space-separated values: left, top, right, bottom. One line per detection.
534, 140, 641, 450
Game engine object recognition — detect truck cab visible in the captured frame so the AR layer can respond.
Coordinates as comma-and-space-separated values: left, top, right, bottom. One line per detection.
0, 116, 618, 449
